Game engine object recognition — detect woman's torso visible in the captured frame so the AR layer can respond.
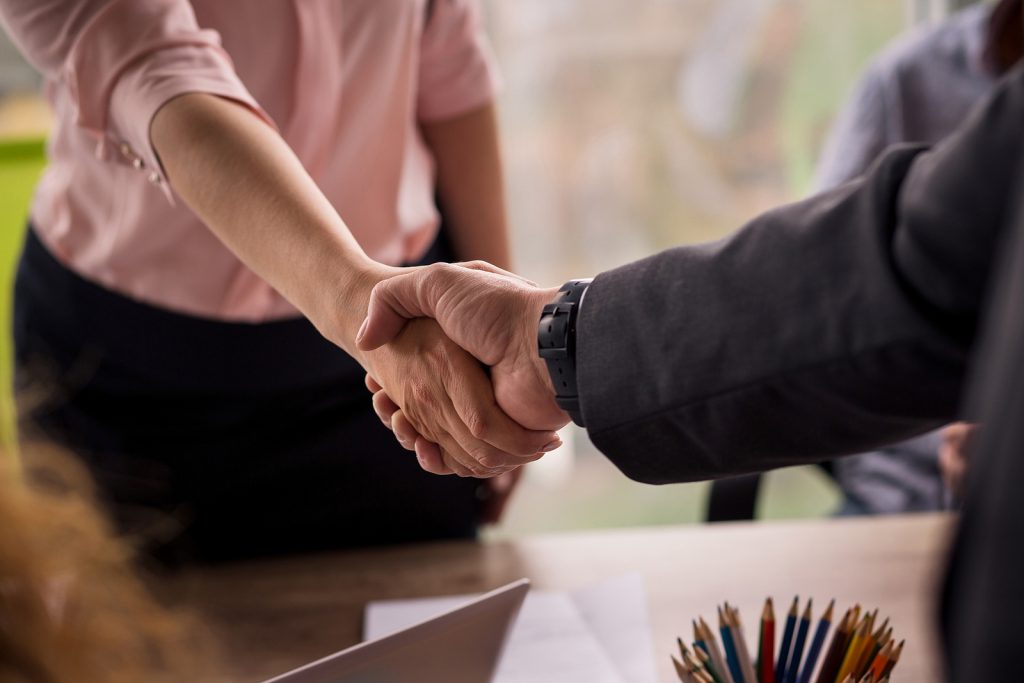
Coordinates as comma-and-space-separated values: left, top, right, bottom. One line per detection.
32, 0, 485, 321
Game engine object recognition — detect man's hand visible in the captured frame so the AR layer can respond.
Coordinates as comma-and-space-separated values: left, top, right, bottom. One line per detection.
360, 317, 559, 478
939, 422, 979, 498
356, 263, 573, 474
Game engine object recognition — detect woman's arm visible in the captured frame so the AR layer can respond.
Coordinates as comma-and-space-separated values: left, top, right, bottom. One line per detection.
151, 93, 383, 356
421, 102, 512, 269
151, 94, 557, 473
1, 0, 556, 471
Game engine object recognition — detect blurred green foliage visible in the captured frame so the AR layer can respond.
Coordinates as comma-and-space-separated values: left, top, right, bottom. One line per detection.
0, 137, 43, 451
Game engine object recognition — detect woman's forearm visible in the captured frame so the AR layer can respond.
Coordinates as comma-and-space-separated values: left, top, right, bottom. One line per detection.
150, 93, 393, 358
150, 93, 554, 466
421, 103, 512, 269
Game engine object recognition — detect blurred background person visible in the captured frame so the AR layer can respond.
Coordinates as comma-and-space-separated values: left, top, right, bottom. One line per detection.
813, 0, 1022, 515
0, 445, 216, 682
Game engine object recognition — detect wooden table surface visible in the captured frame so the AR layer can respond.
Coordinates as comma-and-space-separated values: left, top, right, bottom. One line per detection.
167, 513, 955, 682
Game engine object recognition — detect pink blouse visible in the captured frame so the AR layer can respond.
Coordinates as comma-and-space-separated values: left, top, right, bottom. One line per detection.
0, 0, 498, 321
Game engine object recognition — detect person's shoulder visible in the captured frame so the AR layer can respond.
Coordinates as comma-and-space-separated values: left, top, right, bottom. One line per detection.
866, 4, 989, 82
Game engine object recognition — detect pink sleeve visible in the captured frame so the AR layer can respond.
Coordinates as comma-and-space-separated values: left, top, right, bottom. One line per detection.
417, 0, 501, 123
0, 0, 274, 201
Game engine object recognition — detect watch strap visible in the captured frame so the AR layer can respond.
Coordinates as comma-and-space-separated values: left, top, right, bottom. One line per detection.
538, 279, 592, 427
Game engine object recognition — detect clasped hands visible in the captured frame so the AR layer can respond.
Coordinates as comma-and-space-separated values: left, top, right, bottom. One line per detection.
350, 262, 571, 478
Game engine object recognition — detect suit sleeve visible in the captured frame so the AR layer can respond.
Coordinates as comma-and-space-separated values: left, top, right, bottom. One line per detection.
576, 65, 1024, 484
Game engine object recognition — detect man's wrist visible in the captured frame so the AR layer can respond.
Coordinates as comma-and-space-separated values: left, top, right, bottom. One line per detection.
536, 279, 592, 427
526, 286, 563, 401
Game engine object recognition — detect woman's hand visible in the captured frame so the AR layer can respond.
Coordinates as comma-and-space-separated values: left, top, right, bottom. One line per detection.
359, 317, 560, 478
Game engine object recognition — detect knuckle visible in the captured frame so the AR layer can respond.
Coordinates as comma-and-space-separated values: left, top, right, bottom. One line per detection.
477, 452, 507, 470
424, 262, 452, 287
407, 382, 437, 411
464, 409, 490, 441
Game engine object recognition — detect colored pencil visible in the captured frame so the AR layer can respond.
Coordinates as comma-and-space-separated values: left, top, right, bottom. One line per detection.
776, 596, 799, 682
849, 619, 884, 680
785, 599, 813, 683
695, 620, 708, 656
719, 607, 746, 683
695, 643, 725, 683
814, 608, 853, 683
701, 616, 735, 683
835, 615, 869, 683
797, 599, 833, 683
855, 626, 890, 680
867, 640, 894, 680
880, 640, 903, 678
677, 600, 902, 683
686, 649, 720, 683
756, 606, 764, 676
758, 598, 775, 683
727, 605, 758, 683
673, 654, 696, 682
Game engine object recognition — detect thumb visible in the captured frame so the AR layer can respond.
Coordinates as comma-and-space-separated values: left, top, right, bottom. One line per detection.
355, 269, 439, 351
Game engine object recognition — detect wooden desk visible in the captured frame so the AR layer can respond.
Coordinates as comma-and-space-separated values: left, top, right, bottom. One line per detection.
169, 513, 953, 682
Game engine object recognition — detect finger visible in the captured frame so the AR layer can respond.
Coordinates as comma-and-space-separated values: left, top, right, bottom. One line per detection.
357, 265, 452, 352
391, 410, 421, 451
414, 438, 454, 475
418, 407, 516, 478
436, 430, 511, 477
396, 373, 514, 477
413, 436, 488, 480
444, 352, 561, 456
437, 411, 529, 478
372, 390, 400, 429
939, 444, 966, 493
401, 402, 499, 477
440, 450, 476, 477
365, 374, 383, 393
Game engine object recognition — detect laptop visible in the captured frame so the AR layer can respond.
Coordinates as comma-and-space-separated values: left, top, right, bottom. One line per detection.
262, 579, 530, 683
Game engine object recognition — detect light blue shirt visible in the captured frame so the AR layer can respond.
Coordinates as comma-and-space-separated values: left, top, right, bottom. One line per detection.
814, 4, 994, 513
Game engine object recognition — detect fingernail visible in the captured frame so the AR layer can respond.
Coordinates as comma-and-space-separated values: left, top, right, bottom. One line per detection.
355, 317, 368, 343
541, 439, 562, 453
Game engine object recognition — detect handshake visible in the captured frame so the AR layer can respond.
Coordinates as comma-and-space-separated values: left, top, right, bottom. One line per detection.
349, 262, 573, 479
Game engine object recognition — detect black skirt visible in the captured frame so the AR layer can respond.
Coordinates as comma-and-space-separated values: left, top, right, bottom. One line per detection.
14, 228, 482, 563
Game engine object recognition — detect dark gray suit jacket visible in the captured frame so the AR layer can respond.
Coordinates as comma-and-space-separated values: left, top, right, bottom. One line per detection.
576, 63, 1024, 681
577, 64, 1024, 486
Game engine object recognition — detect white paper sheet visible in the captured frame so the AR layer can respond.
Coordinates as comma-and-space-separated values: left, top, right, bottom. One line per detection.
364, 574, 657, 683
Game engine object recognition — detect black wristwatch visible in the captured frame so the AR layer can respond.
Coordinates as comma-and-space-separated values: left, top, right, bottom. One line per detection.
538, 279, 592, 427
